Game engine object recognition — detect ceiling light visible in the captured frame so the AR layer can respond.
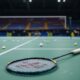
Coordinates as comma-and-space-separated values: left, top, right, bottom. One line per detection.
29, 0, 32, 3
63, 0, 66, 2
57, 0, 61, 3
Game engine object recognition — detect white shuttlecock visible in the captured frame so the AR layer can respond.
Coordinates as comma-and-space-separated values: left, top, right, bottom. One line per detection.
74, 42, 78, 46
40, 43, 43, 47
2, 46, 6, 49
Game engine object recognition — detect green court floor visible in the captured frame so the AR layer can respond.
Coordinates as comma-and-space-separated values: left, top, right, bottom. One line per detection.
0, 37, 80, 80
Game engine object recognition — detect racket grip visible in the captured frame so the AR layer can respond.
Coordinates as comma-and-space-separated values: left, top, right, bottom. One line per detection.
71, 48, 80, 55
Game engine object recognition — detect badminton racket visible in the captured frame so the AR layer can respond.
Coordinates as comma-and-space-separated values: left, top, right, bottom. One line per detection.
6, 48, 80, 75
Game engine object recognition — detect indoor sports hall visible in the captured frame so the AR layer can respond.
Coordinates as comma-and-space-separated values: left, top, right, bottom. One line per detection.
0, 0, 80, 80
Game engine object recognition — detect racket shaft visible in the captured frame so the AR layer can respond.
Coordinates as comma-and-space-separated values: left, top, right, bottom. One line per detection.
52, 48, 80, 60
52, 52, 71, 60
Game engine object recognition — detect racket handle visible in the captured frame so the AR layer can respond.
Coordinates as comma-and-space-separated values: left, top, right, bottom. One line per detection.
71, 48, 80, 55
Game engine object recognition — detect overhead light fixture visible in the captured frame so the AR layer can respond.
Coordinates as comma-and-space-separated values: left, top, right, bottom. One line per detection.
57, 0, 61, 3
29, 0, 32, 3
63, 0, 66, 2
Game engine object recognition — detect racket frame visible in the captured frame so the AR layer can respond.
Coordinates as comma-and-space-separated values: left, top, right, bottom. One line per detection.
6, 57, 57, 75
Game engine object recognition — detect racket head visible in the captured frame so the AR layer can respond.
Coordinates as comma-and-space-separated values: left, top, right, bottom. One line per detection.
6, 57, 57, 75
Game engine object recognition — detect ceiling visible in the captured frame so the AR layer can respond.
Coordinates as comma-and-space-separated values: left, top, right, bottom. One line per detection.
0, 0, 80, 18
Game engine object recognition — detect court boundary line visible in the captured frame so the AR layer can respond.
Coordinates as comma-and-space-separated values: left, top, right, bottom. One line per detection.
15, 48, 76, 50
0, 37, 38, 56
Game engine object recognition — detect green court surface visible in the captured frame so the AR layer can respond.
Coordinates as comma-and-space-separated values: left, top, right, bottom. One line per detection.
0, 37, 80, 80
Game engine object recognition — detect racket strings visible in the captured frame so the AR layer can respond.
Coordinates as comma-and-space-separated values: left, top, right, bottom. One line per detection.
7, 59, 56, 73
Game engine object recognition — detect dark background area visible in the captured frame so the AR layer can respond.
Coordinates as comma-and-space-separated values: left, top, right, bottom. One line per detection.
0, 0, 80, 19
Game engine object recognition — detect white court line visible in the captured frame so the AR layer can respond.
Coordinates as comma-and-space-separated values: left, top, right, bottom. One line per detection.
0, 37, 38, 56
15, 48, 75, 51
